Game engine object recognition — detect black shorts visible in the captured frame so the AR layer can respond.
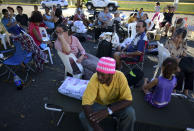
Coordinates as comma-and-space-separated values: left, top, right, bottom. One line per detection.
121, 57, 138, 62
160, 21, 171, 27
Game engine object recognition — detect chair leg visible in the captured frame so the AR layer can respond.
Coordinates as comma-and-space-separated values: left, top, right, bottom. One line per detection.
1, 36, 7, 49
57, 111, 65, 127
47, 48, 53, 64
24, 64, 35, 82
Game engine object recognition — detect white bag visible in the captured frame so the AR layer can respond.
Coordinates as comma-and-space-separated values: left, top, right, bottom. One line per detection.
99, 32, 120, 48
73, 21, 87, 33
120, 37, 133, 48
58, 77, 89, 100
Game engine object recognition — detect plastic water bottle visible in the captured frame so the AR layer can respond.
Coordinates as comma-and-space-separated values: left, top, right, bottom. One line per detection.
13, 74, 23, 90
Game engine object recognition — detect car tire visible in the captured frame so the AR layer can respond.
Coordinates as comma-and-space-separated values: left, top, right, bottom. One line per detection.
86, 3, 93, 10
42, 4, 46, 8
57, 4, 61, 9
108, 4, 115, 12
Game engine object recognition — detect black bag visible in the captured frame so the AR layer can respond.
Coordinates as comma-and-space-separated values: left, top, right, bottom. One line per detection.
96, 40, 112, 58
125, 68, 144, 88
179, 57, 194, 73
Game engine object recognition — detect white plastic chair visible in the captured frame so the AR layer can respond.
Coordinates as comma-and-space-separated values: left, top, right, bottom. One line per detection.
39, 27, 53, 64
128, 22, 137, 39
152, 42, 170, 79
43, 47, 53, 64
57, 51, 83, 79
0, 33, 7, 49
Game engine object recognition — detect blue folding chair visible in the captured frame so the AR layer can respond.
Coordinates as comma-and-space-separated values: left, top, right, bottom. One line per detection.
0, 40, 34, 82
0, 48, 15, 77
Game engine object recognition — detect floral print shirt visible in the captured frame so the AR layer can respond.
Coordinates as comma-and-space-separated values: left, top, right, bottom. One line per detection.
165, 39, 187, 58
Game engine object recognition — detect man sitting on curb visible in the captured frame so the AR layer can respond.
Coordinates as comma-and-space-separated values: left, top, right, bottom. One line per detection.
79, 57, 136, 131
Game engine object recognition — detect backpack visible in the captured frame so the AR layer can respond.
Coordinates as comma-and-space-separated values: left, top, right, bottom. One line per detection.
96, 40, 112, 58
125, 68, 144, 88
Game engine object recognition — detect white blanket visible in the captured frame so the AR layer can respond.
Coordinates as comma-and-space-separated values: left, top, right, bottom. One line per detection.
58, 77, 89, 100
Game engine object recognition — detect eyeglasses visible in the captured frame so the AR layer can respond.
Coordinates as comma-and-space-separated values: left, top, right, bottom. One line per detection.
55, 31, 63, 34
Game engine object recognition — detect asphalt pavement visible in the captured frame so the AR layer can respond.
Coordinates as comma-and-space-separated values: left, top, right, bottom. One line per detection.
0, 5, 194, 131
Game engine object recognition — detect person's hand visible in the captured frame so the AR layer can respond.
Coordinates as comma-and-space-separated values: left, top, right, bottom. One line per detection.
57, 33, 64, 41
54, 17, 59, 23
89, 109, 109, 123
177, 66, 181, 72
76, 56, 84, 63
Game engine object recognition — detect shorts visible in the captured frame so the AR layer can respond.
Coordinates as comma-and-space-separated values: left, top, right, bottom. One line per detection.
160, 21, 171, 28
145, 92, 168, 108
120, 53, 138, 62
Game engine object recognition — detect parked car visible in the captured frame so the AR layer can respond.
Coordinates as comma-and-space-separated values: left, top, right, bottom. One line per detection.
85, 0, 119, 11
41, 0, 68, 8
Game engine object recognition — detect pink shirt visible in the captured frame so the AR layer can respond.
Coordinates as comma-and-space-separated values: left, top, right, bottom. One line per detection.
29, 22, 42, 46
55, 36, 86, 57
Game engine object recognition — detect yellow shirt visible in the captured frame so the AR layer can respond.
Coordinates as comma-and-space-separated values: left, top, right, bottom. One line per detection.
128, 17, 136, 24
82, 71, 132, 105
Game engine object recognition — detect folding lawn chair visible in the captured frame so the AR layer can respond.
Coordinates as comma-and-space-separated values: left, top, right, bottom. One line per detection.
0, 39, 34, 82
122, 41, 148, 71
0, 48, 15, 77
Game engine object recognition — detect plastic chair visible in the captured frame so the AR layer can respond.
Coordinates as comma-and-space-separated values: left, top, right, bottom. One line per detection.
128, 22, 137, 40
152, 42, 170, 79
57, 51, 83, 79
174, 17, 188, 28
122, 41, 148, 71
39, 27, 53, 64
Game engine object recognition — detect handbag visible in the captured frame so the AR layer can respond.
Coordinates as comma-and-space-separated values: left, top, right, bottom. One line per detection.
179, 57, 194, 73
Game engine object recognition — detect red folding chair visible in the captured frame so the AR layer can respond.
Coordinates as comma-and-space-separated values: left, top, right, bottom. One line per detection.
122, 41, 148, 71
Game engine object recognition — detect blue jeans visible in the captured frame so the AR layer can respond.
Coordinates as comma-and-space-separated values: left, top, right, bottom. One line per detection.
79, 103, 136, 131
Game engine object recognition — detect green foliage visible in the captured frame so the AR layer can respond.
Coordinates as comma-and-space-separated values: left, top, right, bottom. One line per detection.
30, 0, 38, 3
82, 0, 88, 4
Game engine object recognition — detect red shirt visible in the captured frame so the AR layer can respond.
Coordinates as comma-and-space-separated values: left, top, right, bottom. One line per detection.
29, 22, 41, 46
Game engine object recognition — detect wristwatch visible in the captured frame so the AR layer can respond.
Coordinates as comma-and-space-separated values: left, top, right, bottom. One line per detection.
107, 107, 113, 115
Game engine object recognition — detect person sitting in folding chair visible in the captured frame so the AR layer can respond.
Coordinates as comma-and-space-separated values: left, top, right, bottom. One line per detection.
79, 57, 136, 131
114, 20, 147, 70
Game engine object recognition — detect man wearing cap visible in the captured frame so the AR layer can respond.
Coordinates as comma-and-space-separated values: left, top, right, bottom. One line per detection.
79, 57, 136, 131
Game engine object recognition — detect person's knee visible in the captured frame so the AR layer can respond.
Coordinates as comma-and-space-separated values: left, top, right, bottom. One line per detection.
114, 52, 120, 59
79, 112, 86, 120
124, 106, 136, 120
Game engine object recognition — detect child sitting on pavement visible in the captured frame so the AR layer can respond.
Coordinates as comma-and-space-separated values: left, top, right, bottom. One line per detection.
143, 57, 178, 108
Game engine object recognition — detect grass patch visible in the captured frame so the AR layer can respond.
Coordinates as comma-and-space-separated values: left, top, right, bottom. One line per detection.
118, 2, 194, 13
